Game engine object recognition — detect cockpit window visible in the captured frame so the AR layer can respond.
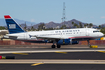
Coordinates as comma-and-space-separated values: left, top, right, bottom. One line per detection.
93, 31, 100, 33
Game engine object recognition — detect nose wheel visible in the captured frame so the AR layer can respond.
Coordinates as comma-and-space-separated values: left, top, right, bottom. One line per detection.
87, 40, 91, 46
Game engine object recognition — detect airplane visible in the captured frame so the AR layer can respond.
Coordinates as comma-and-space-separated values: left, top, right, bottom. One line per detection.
2, 15, 104, 48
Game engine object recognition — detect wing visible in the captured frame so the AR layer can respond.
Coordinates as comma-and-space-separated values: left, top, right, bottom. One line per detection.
30, 35, 74, 40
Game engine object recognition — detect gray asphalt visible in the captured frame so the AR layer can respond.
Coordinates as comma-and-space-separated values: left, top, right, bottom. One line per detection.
0, 64, 105, 70
0, 47, 105, 59
0, 46, 105, 70
0, 52, 105, 60
1, 48, 105, 51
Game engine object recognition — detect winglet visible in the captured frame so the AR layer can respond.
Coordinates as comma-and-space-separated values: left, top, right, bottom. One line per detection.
4, 15, 11, 19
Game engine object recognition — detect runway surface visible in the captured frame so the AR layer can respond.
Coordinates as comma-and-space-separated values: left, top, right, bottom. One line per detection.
0, 48, 105, 60
0, 52, 105, 60
1, 60, 105, 64
0, 47, 105, 70
0, 48, 105, 53
1, 64, 105, 70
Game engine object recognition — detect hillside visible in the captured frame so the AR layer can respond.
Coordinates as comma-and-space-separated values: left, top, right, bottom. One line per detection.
0, 18, 37, 26
0, 18, 104, 29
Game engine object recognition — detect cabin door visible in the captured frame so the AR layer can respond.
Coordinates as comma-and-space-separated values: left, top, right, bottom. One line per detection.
86, 29, 89, 36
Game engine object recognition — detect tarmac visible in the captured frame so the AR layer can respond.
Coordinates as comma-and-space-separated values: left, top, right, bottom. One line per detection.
0, 45, 105, 70
0, 45, 105, 48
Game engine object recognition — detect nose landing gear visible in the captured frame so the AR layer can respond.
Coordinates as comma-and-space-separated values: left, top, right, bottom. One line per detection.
87, 40, 98, 48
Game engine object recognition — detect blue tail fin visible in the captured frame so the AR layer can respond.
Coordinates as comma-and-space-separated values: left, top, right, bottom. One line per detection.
4, 15, 25, 34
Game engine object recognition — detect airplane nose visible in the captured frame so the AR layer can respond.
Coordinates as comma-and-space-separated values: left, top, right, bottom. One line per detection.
101, 33, 104, 37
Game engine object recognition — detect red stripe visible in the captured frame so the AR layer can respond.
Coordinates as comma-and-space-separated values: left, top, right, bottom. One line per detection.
21, 39, 44, 41
4, 15, 11, 19
69, 36, 94, 39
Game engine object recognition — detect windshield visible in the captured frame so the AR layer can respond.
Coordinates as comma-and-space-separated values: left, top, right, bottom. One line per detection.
93, 31, 100, 33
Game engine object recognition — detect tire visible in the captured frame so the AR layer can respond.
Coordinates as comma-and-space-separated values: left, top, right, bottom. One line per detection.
51, 45, 56, 48
57, 45, 61, 48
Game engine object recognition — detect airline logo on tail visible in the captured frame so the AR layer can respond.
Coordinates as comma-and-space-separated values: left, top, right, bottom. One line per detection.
4, 15, 25, 34
9, 24, 16, 29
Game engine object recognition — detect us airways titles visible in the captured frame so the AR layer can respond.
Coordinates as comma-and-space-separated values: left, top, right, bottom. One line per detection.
55, 30, 80, 33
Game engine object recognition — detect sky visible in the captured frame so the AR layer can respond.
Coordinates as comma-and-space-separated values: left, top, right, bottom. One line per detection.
0, 0, 105, 25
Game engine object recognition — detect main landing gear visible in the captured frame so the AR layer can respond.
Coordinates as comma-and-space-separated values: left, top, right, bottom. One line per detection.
51, 44, 61, 48
51, 41, 61, 48
51, 40, 61, 48
57, 45, 61, 48
51, 45, 61, 48
51, 45, 56, 48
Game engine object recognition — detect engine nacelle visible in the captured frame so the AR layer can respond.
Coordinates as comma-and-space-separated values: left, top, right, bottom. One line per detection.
57, 39, 79, 45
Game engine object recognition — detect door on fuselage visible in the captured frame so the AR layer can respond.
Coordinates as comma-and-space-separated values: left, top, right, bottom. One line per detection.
86, 29, 89, 36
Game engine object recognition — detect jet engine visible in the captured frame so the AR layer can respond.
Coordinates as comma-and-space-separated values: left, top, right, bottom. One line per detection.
57, 39, 79, 45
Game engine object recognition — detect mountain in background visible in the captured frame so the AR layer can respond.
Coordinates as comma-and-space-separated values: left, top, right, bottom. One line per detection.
0, 18, 105, 29
0, 18, 37, 26
101, 24, 105, 27
28, 19, 99, 29
0, 19, 6, 26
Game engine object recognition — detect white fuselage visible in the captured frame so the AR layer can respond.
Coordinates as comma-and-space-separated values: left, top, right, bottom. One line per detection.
4, 28, 104, 41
